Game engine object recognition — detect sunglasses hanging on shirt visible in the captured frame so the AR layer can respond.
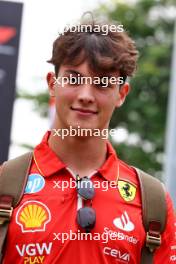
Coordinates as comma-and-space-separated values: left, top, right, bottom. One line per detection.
76, 175, 96, 233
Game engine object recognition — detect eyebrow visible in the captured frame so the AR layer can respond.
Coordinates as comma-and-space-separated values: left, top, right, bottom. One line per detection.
63, 69, 120, 81
64, 69, 84, 77
64, 70, 113, 79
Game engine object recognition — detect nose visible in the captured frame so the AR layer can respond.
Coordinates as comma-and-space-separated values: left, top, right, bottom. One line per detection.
77, 84, 95, 104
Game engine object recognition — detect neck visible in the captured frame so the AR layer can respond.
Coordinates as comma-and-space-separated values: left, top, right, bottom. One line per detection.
48, 129, 107, 178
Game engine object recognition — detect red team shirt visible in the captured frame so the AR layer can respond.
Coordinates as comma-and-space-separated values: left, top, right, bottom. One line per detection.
2, 131, 176, 264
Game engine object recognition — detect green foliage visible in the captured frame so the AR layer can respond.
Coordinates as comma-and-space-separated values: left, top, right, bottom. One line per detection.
17, 90, 49, 118
99, 0, 175, 178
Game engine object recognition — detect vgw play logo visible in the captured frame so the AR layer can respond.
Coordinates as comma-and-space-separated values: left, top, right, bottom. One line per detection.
25, 174, 45, 194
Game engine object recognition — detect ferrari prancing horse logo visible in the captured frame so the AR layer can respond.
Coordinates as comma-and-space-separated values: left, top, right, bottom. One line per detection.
118, 180, 137, 202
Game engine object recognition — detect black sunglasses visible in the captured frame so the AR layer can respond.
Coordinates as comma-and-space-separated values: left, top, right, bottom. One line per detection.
76, 175, 96, 233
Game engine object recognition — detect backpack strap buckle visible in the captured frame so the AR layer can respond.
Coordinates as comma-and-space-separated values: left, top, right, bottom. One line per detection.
0, 195, 13, 225
146, 221, 162, 253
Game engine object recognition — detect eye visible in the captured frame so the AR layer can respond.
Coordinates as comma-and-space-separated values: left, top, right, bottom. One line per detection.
97, 77, 112, 89
67, 74, 80, 85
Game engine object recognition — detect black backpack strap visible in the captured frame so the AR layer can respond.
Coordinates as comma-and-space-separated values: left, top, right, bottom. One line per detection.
0, 152, 33, 262
133, 167, 167, 264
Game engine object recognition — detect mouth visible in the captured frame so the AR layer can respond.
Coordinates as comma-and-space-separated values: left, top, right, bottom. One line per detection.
71, 107, 98, 114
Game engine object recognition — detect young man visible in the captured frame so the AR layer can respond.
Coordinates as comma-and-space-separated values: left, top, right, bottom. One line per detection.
1, 17, 176, 264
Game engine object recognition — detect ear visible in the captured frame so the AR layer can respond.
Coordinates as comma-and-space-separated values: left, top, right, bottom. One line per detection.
46, 72, 56, 97
115, 83, 131, 108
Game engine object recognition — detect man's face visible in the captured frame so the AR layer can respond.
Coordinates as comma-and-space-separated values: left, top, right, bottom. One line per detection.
47, 61, 130, 131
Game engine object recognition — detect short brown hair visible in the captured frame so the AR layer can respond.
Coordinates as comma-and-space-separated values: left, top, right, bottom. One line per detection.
47, 16, 138, 81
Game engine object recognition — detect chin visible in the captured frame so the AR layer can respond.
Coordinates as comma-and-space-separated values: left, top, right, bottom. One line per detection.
70, 124, 96, 130
68, 120, 94, 129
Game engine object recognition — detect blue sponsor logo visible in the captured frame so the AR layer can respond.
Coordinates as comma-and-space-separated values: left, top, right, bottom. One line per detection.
25, 174, 45, 194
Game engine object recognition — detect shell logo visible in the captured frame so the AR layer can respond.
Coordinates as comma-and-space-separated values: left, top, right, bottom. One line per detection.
16, 200, 51, 233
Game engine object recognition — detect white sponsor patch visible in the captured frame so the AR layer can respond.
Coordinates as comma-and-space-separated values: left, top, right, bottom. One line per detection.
113, 211, 134, 231
103, 246, 130, 262
16, 242, 52, 256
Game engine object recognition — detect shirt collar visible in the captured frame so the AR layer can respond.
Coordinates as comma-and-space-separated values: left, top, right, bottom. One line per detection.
98, 141, 119, 182
33, 131, 119, 182
33, 131, 66, 177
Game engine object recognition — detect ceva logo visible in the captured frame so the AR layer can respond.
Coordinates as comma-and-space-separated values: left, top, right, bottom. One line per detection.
0, 26, 16, 44
103, 247, 130, 262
